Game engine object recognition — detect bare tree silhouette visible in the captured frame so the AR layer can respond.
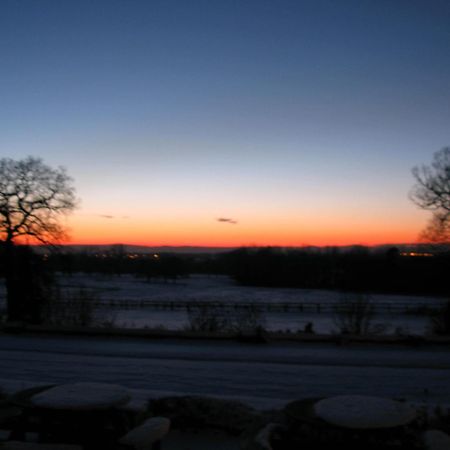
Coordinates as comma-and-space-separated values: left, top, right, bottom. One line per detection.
0, 157, 76, 321
411, 147, 450, 243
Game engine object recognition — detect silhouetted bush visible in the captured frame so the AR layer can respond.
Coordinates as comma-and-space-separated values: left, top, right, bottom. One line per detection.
428, 301, 450, 335
230, 305, 266, 335
187, 304, 231, 333
43, 287, 116, 327
187, 304, 267, 335
333, 293, 375, 335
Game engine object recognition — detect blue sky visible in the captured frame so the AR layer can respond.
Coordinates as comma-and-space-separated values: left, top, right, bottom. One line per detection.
1, 0, 450, 245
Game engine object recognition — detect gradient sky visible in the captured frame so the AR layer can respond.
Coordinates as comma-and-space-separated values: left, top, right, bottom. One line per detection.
1, 0, 450, 247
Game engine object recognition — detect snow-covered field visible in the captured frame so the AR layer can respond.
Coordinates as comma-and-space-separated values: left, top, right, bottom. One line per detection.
0, 274, 445, 334
0, 276, 449, 409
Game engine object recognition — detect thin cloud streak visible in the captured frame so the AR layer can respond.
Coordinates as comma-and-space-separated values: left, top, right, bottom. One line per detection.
217, 217, 238, 225
99, 215, 130, 220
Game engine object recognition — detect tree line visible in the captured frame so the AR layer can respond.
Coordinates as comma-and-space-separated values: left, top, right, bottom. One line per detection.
218, 246, 450, 296
2, 244, 449, 296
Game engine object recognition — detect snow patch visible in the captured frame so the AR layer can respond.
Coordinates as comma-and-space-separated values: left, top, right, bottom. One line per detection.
30, 382, 130, 410
314, 395, 417, 429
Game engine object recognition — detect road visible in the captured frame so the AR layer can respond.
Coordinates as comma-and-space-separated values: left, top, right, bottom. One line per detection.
0, 333, 449, 409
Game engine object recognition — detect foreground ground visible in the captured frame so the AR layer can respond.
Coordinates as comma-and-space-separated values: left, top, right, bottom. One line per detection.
0, 333, 449, 410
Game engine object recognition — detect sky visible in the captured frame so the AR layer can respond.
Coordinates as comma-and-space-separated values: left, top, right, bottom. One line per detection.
1, 0, 450, 247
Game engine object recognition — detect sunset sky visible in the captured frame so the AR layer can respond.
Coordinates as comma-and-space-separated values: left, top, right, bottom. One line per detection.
1, 0, 450, 247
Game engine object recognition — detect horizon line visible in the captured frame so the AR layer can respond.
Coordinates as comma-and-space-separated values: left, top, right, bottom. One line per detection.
29, 242, 432, 249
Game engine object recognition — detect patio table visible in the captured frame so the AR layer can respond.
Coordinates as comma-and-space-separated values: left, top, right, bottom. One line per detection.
281, 396, 418, 449
313, 395, 417, 429
30, 383, 131, 411
12, 383, 133, 448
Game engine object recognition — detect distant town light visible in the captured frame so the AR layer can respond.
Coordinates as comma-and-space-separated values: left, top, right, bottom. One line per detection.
400, 252, 434, 257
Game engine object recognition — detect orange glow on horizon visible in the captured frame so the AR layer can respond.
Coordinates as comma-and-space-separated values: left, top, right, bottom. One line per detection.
66, 235, 422, 248
10, 207, 429, 248
62, 213, 426, 248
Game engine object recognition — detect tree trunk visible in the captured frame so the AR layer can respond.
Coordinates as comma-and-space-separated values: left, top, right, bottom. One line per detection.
5, 239, 22, 322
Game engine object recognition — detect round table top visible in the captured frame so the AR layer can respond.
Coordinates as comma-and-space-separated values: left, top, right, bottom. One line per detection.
313, 395, 417, 429
30, 382, 131, 411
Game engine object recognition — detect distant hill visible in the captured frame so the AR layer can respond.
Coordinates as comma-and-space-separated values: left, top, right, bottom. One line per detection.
35, 244, 235, 254
31, 242, 449, 255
